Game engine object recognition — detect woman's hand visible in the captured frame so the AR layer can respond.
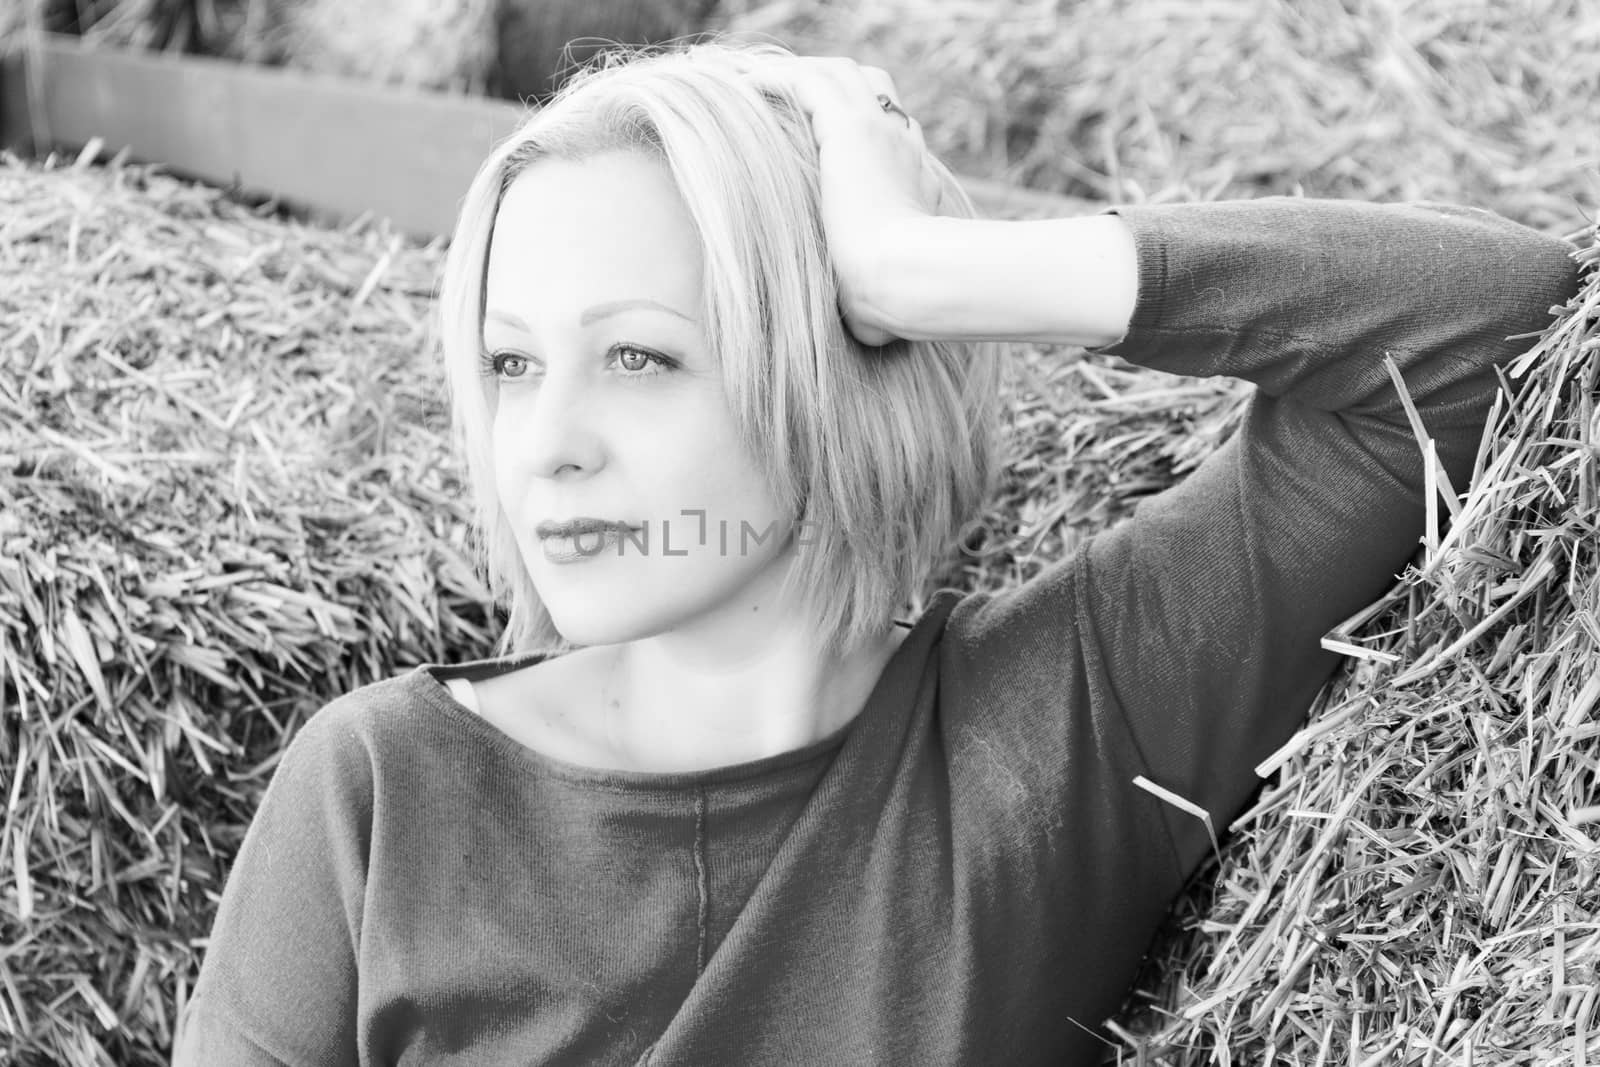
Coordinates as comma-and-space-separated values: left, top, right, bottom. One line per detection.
746, 54, 1138, 350
744, 56, 943, 347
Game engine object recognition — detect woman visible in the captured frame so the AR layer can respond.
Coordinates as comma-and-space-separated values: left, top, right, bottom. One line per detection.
173, 41, 1581, 1066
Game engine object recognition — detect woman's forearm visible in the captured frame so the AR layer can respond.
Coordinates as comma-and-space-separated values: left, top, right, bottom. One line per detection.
871, 214, 1139, 347
879, 200, 1577, 427
1094, 199, 1578, 420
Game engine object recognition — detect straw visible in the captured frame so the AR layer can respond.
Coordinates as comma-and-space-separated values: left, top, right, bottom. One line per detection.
1113, 237, 1599, 1062
0, 150, 496, 1065
9, 0, 1600, 1061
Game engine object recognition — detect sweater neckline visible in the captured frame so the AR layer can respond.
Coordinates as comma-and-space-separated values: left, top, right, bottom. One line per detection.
410, 590, 962, 793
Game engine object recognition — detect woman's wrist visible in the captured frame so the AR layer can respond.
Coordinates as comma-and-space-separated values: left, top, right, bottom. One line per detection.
874, 213, 1139, 348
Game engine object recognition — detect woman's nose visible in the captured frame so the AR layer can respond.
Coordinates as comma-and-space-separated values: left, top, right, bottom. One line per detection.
508, 372, 606, 480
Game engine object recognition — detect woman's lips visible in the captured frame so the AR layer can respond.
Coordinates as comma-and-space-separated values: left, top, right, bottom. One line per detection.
535, 517, 638, 539
535, 518, 639, 564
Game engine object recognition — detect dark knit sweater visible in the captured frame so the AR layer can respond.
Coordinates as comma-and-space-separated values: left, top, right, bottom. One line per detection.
172, 199, 1580, 1066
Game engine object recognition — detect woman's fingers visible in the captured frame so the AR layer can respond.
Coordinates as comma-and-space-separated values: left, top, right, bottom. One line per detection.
858, 66, 921, 137
743, 55, 932, 210
740, 54, 939, 347
744, 56, 921, 145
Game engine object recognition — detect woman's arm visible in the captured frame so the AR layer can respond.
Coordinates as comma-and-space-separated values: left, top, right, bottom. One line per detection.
753, 55, 1582, 1021
936, 198, 1580, 874
172, 706, 369, 1067
743, 55, 1141, 349
867, 213, 1139, 347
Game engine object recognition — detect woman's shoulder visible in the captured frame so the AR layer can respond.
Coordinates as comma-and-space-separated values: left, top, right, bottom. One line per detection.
245, 676, 434, 815
278, 650, 614, 776
284, 667, 474, 774
305, 669, 439, 734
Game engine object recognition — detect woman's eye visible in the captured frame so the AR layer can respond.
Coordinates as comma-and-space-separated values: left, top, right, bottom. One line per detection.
614, 345, 670, 375
488, 351, 529, 379
481, 345, 670, 381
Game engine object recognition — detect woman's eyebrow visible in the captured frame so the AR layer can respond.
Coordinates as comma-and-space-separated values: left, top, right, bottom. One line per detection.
580, 299, 696, 326
483, 301, 696, 330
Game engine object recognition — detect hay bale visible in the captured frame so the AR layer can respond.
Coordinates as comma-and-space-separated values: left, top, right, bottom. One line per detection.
5, 0, 725, 95
0, 150, 494, 1066
0, 0, 35, 41
277, 0, 498, 93
934, 346, 1247, 596
495, 0, 720, 100
733, 0, 1599, 233
1111, 234, 1600, 1061
4, 0, 286, 63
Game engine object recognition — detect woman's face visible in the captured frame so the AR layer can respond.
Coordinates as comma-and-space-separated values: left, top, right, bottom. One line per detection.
483, 149, 796, 647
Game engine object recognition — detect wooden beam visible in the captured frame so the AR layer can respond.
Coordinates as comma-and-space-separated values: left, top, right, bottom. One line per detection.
0, 45, 39, 157
3, 34, 1093, 237
13, 35, 527, 237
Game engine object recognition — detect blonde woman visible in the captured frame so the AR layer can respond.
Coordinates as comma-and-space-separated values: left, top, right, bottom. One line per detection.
174, 41, 1580, 1066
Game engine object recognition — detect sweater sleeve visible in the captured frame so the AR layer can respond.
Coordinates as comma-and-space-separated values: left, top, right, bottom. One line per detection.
172, 703, 372, 1067
942, 198, 1579, 885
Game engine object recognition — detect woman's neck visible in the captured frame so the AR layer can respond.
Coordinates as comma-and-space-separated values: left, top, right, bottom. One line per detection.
595, 615, 906, 773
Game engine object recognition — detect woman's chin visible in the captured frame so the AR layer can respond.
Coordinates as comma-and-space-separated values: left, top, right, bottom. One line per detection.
547, 619, 647, 649
538, 590, 681, 649
526, 545, 797, 649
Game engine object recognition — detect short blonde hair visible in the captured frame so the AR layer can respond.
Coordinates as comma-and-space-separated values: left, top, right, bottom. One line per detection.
439, 38, 1002, 655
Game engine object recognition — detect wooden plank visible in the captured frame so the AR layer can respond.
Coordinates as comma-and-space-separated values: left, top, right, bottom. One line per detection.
0, 46, 39, 157
5, 34, 1093, 235
19, 35, 526, 237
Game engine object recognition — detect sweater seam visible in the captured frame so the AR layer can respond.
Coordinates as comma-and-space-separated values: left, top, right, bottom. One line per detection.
693, 784, 709, 977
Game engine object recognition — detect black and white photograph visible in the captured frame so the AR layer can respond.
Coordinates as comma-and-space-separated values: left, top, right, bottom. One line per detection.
1, 0, 1597, 1063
